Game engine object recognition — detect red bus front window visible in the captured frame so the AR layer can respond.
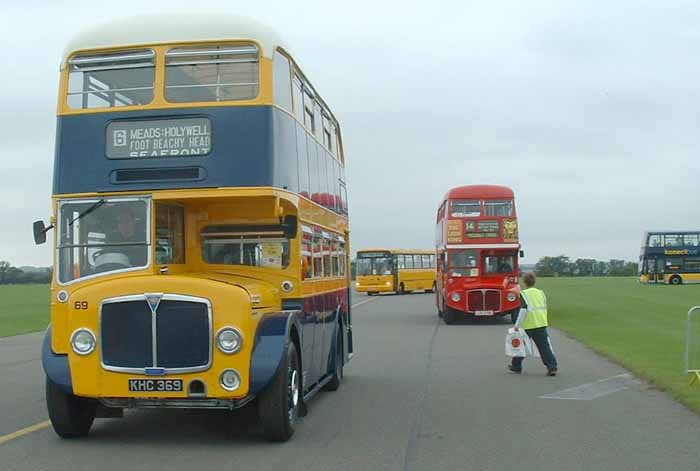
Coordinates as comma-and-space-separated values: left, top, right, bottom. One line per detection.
448, 249, 478, 277
450, 200, 481, 217
484, 254, 516, 274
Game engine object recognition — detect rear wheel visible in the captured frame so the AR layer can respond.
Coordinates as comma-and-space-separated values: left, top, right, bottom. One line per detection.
324, 324, 344, 392
258, 341, 301, 442
670, 275, 682, 285
398, 283, 405, 295
46, 377, 96, 438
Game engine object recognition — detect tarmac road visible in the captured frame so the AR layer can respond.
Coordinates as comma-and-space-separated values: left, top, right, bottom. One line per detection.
1, 291, 699, 470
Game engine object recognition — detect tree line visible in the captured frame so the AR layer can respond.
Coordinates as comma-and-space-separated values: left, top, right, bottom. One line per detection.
0, 261, 52, 284
534, 256, 637, 277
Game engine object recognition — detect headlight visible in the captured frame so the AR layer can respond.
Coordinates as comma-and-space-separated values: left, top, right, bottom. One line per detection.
385, 281, 391, 286
507, 292, 517, 302
71, 328, 96, 356
355, 282, 360, 287
451, 292, 462, 302
220, 369, 241, 391
216, 327, 243, 354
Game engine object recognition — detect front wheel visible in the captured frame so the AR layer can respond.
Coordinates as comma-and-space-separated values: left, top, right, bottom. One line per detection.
670, 275, 682, 285
443, 307, 457, 325
46, 377, 96, 438
258, 341, 302, 442
398, 283, 405, 295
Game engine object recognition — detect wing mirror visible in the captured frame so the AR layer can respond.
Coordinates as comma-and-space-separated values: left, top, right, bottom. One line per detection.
33, 220, 54, 245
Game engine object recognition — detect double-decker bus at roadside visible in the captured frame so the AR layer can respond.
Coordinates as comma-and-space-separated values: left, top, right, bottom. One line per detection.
33, 15, 352, 442
355, 249, 436, 295
639, 231, 700, 285
435, 185, 523, 324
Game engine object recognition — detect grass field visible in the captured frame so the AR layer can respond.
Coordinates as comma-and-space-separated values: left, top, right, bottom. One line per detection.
0, 284, 50, 337
539, 277, 700, 412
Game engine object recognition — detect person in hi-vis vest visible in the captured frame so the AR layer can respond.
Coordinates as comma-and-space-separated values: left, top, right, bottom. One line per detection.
509, 272, 559, 376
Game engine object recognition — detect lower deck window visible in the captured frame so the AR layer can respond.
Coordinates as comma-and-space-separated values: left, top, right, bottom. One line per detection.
201, 226, 289, 269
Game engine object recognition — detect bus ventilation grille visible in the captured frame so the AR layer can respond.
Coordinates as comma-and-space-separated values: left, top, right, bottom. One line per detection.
112, 167, 204, 183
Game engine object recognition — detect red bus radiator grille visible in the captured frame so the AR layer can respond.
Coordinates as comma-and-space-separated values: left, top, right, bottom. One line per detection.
466, 289, 502, 312
467, 291, 484, 311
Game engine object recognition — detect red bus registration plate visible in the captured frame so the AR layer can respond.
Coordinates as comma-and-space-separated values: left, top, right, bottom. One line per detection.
475, 310, 494, 316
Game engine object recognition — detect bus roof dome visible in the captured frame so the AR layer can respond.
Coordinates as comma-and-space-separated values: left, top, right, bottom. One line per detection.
445, 185, 515, 200
62, 14, 285, 67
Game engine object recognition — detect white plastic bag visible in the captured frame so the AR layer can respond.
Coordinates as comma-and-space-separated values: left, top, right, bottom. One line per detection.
505, 328, 528, 357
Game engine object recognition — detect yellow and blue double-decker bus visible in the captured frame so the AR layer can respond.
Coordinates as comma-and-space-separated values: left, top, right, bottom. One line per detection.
639, 231, 700, 285
33, 15, 352, 442
355, 249, 436, 295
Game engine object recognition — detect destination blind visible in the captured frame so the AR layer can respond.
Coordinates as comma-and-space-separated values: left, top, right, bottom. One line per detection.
106, 117, 212, 158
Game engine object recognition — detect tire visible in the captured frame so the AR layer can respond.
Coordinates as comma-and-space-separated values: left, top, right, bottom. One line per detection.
670, 275, 682, 285
443, 307, 457, 325
367, 292, 375, 296
258, 341, 301, 442
431, 282, 437, 293
398, 283, 405, 295
46, 376, 96, 438
324, 324, 344, 392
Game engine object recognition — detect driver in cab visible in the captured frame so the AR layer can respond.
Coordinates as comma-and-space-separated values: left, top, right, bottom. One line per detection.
94, 207, 147, 272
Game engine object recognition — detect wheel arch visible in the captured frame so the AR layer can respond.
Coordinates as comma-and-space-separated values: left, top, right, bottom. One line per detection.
42, 325, 73, 395
249, 310, 303, 396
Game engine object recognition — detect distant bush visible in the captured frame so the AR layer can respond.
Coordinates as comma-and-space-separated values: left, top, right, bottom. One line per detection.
534, 256, 637, 277
0, 261, 52, 284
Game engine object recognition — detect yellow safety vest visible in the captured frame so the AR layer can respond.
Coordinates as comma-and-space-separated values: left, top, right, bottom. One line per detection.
521, 287, 548, 330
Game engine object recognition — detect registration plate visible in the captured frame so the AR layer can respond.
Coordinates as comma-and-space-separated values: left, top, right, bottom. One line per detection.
128, 379, 183, 392
475, 310, 494, 316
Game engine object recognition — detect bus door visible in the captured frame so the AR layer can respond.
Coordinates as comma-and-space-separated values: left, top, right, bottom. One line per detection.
655, 258, 665, 283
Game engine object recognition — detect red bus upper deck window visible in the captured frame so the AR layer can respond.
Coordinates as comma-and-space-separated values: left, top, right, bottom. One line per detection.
483, 200, 513, 217
451, 200, 480, 217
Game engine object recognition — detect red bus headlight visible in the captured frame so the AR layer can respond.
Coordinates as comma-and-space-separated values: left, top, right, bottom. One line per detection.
507, 292, 517, 302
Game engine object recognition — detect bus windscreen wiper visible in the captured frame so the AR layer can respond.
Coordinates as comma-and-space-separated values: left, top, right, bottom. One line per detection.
68, 199, 106, 226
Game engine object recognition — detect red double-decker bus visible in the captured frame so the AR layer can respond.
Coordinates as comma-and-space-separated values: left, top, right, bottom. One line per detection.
435, 185, 522, 324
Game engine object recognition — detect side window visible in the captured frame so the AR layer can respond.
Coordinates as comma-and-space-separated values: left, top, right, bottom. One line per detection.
318, 148, 329, 206
665, 235, 682, 247
332, 124, 340, 158
431, 254, 436, 268
405, 255, 414, 269
648, 234, 662, 247
155, 204, 185, 264
297, 123, 310, 197
323, 235, 331, 277
314, 102, 323, 140
331, 239, 340, 276
302, 228, 313, 280
323, 115, 333, 151
308, 136, 320, 203
414, 255, 422, 269
303, 91, 315, 132
339, 240, 346, 276
293, 75, 304, 122
684, 234, 699, 247
273, 50, 293, 111
397, 255, 405, 269
422, 255, 431, 269
312, 232, 323, 278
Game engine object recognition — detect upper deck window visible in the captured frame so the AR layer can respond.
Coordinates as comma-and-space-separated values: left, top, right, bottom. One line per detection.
165, 44, 259, 102
483, 200, 513, 217
67, 49, 155, 109
648, 234, 663, 247
451, 200, 481, 217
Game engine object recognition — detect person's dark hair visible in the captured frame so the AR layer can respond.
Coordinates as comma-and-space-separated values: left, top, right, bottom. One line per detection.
523, 272, 536, 287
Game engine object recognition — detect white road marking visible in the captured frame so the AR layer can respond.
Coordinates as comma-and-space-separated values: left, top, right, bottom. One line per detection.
351, 296, 381, 309
539, 373, 639, 400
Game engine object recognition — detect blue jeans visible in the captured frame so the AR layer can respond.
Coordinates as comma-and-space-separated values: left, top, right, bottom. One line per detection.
511, 327, 558, 371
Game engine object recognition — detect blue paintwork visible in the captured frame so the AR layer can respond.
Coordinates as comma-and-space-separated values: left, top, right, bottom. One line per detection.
53, 105, 347, 215
41, 326, 73, 394
249, 311, 300, 395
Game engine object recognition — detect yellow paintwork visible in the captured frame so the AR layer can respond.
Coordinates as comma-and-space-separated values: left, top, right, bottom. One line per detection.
640, 273, 700, 284
396, 269, 436, 292
355, 275, 394, 293
49, 187, 349, 399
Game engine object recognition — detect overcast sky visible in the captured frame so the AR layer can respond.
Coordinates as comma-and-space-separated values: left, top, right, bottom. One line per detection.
2, 0, 699, 266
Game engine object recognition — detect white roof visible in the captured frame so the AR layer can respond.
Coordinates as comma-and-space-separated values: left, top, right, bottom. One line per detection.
62, 14, 285, 67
